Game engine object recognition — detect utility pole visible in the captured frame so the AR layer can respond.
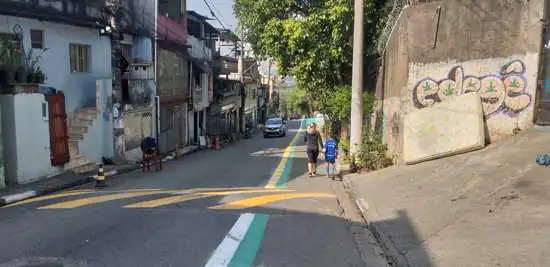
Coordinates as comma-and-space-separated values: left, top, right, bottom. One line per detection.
106, 0, 121, 95
105, 0, 124, 163
267, 59, 272, 114
238, 29, 245, 133
350, 0, 364, 158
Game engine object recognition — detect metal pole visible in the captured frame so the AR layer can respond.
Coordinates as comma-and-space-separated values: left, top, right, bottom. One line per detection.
350, 0, 365, 157
239, 30, 245, 133
153, 0, 158, 141
267, 59, 272, 114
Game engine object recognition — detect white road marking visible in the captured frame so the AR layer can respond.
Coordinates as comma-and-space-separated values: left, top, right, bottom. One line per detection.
204, 213, 255, 267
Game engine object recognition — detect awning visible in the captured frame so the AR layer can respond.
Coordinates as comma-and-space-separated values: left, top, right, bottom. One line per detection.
190, 58, 211, 72
221, 104, 235, 111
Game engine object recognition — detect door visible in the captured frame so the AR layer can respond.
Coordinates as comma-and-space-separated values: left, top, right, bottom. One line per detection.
47, 92, 70, 166
537, 21, 550, 125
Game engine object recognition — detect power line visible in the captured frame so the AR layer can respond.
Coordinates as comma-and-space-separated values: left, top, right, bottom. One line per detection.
201, 0, 227, 30
207, 0, 227, 25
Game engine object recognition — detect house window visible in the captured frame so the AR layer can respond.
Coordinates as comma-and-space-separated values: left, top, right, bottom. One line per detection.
120, 43, 132, 60
30, 29, 44, 49
69, 43, 90, 72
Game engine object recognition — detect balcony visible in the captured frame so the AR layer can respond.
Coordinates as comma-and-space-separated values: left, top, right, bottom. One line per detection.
157, 14, 187, 47
0, 0, 107, 28
187, 35, 212, 62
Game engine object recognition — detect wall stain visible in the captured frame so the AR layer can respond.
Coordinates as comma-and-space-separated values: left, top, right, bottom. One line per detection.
411, 60, 531, 117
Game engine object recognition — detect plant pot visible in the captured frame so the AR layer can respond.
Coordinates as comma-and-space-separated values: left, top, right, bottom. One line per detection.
26, 73, 34, 83
14, 68, 27, 83
0, 69, 9, 86
36, 73, 45, 84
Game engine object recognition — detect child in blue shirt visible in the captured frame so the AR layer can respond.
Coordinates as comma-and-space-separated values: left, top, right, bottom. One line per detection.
322, 134, 338, 179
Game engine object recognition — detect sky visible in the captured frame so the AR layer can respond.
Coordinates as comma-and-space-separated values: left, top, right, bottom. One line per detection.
187, 0, 237, 31
187, 0, 290, 85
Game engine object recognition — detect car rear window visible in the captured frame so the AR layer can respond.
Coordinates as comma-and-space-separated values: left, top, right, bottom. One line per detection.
267, 118, 282, 125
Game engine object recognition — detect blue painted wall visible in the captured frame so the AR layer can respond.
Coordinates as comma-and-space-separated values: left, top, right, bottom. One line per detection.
0, 15, 112, 117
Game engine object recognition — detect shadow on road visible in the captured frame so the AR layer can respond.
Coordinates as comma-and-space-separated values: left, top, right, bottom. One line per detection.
369, 210, 434, 267
0, 120, 434, 266
0, 196, 434, 267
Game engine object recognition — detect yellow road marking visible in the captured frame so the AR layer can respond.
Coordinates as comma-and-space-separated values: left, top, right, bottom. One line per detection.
199, 189, 293, 196
208, 192, 336, 210
124, 194, 211, 208
38, 190, 175, 209
265, 122, 305, 188
3, 190, 93, 208
170, 187, 264, 195
124, 189, 294, 208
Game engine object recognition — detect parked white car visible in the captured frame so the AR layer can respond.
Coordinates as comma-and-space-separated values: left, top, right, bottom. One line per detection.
263, 117, 287, 138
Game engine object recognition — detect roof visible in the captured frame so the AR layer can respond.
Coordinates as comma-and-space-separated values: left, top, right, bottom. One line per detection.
218, 29, 240, 42
187, 10, 220, 36
187, 10, 213, 21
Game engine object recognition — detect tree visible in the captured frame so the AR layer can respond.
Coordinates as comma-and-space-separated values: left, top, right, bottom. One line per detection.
233, 0, 388, 101
286, 86, 309, 115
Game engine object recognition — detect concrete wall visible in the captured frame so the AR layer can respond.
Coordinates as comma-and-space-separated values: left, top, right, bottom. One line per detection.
123, 108, 153, 162
79, 80, 114, 163
157, 48, 188, 98
0, 15, 112, 117
379, 0, 545, 161
1, 94, 61, 184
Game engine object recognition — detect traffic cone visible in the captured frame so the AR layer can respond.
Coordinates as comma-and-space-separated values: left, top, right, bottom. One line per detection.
95, 164, 107, 188
175, 143, 181, 158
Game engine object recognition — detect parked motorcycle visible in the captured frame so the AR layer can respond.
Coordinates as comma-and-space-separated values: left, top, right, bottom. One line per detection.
243, 124, 253, 139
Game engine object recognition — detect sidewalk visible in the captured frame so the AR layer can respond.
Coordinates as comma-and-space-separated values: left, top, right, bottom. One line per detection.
0, 145, 200, 206
344, 128, 550, 267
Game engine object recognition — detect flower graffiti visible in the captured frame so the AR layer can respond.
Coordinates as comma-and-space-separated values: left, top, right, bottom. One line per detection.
411, 60, 532, 117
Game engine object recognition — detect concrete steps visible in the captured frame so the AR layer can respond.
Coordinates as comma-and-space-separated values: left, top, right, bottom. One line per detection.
65, 107, 98, 173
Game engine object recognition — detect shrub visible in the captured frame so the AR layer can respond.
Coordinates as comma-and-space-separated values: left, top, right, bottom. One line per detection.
357, 129, 392, 171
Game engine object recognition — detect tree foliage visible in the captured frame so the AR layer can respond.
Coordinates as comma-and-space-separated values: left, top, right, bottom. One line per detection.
315, 85, 373, 124
286, 86, 309, 115
233, 0, 388, 100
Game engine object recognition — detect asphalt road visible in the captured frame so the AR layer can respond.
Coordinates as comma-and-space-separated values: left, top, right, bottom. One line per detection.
0, 120, 379, 267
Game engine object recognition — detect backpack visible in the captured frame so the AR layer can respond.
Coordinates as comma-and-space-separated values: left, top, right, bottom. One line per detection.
535, 154, 550, 166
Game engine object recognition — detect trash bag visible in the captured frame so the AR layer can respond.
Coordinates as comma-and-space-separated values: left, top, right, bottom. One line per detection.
535, 154, 550, 166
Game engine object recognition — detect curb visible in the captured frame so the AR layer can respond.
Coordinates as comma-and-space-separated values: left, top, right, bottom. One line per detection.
342, 176, 408, 267
0, 146, 203, 208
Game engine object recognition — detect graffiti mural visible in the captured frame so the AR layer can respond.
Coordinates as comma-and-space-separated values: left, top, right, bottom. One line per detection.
411, 60, 532, 117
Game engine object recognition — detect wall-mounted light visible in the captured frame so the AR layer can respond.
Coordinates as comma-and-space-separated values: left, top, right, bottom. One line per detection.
99, 25, 112, 35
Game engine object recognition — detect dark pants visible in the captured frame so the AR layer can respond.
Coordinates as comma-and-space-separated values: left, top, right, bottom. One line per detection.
307, 149, 319, 164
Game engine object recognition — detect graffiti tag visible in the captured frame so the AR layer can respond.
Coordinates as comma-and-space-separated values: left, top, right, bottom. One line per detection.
411, 60, 531, 117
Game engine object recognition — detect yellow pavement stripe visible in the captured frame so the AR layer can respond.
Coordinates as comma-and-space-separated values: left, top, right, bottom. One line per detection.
124, 194, 211, 208
264, 122, 305, 188
199, 189, 294, 196
38, 190, 175, 209
208, 192, 337, 210
3, 190, 94, 208
170, 187, 265, 195
124, 189, 294, 208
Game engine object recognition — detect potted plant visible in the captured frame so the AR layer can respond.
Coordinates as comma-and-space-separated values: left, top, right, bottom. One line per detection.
14, 65, 27, 83
34, 67, 45, 84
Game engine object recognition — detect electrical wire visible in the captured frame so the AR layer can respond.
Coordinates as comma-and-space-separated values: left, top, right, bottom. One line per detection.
201, 0, 227, 30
